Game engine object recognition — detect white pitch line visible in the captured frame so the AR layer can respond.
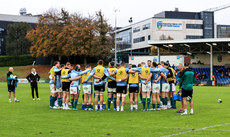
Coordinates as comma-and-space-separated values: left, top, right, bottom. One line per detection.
161, 123, 230, 137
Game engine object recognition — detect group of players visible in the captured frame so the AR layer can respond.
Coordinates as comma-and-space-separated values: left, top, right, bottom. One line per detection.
49, 59, 194, 115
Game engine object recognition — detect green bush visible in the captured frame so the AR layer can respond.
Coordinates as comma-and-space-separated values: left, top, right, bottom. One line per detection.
0, 55, 35, 67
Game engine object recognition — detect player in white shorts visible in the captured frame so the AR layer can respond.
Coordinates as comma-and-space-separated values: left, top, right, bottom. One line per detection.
146, 62, 161, 110
81, 65, 93, 111
158, 62, 170, 110
62, 66, 90, 111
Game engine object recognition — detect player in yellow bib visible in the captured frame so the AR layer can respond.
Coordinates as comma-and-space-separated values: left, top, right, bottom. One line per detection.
167, 64, 177, 109
84, 60, 115, 111
61, 62, 72, 110
129, 62, 152, 111
110, 62, 129, 111
128, 64, 139, 111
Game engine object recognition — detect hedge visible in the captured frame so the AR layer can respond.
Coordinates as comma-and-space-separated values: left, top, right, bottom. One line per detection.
0, 55, 35, 67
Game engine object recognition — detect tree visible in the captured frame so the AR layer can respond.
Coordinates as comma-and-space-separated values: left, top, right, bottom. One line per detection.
26, 9, 70, 62
92, 10, 114, 62
26, 9, 114, 64
6, 22, 32, 56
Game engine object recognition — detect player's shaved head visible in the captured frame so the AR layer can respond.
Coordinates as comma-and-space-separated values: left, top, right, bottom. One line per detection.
9, 67, 13, 72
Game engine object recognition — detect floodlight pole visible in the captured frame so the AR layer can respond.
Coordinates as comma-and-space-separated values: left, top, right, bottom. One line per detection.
114, 9, 119, 66
157, 47, 160, 63
129, 17, 133, 58
210, 45, 213, 81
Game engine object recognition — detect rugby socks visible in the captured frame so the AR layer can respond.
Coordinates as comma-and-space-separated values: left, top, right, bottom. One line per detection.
74, 99, 78, 109
170, 97, 174, 108
71, 99, 74, 108
142, 98, 146, 109
108, 98, 112, 109
95, 105, 98, 110
121, 106, 124, 111
140, 93, 143, 101
174, 100, 176, 108
190, 109, 193, 114
113, 98, 117, 109
130, 105, 133, 110
152, 104, 156, 109
160, 96, 162, 101
157, 104, 160, 108
58, 98, 62, 107
117, 106, 119, 111
100, 105, 103, 110
147, 98, 150, 109
50, 96, 55, 107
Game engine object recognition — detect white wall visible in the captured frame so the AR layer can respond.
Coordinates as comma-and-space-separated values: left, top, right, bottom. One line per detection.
129, 55, 184, 66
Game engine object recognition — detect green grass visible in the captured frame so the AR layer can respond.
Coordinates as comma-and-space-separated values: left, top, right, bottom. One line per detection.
0, 83, 230, 137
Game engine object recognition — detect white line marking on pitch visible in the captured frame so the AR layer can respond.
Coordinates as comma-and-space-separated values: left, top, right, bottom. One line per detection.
161, 123, 230, 137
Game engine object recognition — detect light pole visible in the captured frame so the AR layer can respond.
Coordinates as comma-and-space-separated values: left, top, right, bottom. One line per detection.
114, 9, 119, 65
128, 17, 133, 58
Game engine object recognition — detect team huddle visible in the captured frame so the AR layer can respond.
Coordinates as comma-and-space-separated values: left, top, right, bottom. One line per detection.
49, 59, 194, 115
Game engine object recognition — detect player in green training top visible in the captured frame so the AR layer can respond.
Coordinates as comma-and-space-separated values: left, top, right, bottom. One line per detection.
178, 62, 194, 115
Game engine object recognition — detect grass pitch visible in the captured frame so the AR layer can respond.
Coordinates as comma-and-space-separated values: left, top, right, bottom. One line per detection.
0, 83, 230, 137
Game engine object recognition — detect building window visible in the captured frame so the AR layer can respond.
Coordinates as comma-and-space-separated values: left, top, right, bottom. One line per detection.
143, 23, 150, 30
186, 24, 203, 29
148, 35, 151, 40
116, 28, 132, 50
186, 35, 202, 39
133, 36, 145, 43
133, 27, 140, 33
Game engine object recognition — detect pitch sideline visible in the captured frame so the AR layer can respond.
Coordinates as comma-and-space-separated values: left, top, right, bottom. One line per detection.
161, 123, 230, 137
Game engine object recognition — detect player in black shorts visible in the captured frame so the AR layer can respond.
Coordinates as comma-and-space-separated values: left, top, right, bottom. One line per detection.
128, 65, 139, 111
61, 62, 72, 110
7, 67, 19, 103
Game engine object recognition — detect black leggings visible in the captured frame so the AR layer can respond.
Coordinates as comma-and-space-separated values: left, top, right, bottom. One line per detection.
31, 82, 39, 98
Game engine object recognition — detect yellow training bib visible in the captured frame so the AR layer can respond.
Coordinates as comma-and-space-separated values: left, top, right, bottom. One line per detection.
95, 66, 105, 78
168, 67, 176, 81
50, 66, 55, 78
82, 71, 93, 83
128, 71, 139, 84
141, 67, 150, 79
61, 69, 70, 82
116, 68, 127, 81
108, 68, 117, 82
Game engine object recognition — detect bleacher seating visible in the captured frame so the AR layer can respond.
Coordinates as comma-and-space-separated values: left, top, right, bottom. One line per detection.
192, 65, 230, 86
174, 65, 230, 86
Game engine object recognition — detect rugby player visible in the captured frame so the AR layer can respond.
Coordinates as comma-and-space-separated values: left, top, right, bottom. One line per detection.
167, 64, 176, 109
84, 60, 115, 111
178, 62, 194, 115
146, 62, 161, 110
176, 63, 184, 113
128, 64, 139, 111
158, 62, 169, 110
61, 62, 72, 110
110, 62, 129, 111
130, 62, 151, 111
62, 66, 90, 110
81, 65, 93, 111
107, 62, 117, 111
7, 67, 19, 103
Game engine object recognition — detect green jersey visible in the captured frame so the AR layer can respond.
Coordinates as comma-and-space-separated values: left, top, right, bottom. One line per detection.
178, 68, 194, 91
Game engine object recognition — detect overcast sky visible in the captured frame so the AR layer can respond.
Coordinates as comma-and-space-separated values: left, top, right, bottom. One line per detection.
1, 0, 230, 27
